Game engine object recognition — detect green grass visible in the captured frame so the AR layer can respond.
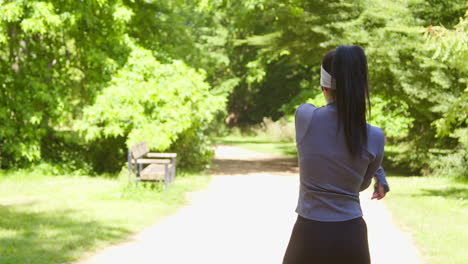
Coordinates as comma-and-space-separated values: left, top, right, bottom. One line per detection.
0, 169, 210, 264
215, 135, 297, 157
384, 175, 467, 264
215, 135, 404, 168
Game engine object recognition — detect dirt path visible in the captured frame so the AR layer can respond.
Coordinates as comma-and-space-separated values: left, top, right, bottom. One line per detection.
78, 145, 422, 264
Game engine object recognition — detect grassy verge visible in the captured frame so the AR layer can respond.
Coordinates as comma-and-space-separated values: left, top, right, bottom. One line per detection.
215, 135, 297, 157
384, 175, 467, 264
0, 169, 210, 264
215, 135, 402, 164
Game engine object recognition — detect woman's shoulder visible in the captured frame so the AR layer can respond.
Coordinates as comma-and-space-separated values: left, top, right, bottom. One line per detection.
367, 124, 385, 143
295, 103, 317, 121
297, 103, 317, 110
295, 103, 318, 144
295, 103, 317, 115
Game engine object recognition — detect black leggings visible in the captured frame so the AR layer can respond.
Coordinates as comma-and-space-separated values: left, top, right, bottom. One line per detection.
283, 215, 370, 264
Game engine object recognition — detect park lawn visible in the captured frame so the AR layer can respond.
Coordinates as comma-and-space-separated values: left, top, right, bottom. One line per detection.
215, 135, 297, 157
215, 135, 401, 161
0, 169, 210, 264
384, 175, 467, 264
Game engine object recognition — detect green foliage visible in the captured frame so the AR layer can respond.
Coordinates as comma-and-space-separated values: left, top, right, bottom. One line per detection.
430, 147, 467, 178
0, 0, 466, 175
0, 0, 132, 167
355, 1, 466, 175
169, 125, 215, 171
0, 0, 225, 171
214, 0, 467, 176
368, 96, 413, 139
76, 45, 224, 171
77, 45, 223, 150
216, 0, 350, 123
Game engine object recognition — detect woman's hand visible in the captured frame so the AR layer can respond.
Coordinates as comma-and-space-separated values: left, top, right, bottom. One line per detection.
371, 181, 386, 200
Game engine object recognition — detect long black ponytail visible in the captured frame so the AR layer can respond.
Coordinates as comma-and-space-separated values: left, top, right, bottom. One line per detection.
322, 45, 370, 157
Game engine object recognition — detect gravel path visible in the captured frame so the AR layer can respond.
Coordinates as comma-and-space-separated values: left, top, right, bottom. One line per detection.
78, 145, 422, 264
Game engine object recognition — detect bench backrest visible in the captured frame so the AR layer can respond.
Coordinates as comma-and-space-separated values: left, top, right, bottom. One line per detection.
130, 141, 149, 159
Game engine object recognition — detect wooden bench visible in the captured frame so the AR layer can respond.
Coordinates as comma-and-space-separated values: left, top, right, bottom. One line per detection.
127, 141, 177, 187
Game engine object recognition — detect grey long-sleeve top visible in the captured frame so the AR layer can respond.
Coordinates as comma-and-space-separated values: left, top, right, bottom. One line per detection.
295, 102, 385, 221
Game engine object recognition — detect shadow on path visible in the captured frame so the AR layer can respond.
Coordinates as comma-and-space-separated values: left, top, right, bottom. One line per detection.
208, 144, 298, 176
210, 157, 298, 176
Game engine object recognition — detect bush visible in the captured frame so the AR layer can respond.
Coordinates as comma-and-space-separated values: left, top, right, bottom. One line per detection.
430, 148, 468, 178
429, 128, 468, 178
169, 126, 215, 171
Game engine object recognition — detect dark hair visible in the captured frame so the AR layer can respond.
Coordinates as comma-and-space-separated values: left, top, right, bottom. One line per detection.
322, 45, 370, 156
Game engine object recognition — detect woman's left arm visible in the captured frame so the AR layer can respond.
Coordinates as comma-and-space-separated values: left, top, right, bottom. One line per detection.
360, 129, 385, 191
371, 167, 390, 200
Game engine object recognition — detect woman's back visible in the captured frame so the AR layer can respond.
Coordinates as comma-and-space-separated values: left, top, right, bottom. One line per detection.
283, 45, 384, 264
295, 102, 384, 222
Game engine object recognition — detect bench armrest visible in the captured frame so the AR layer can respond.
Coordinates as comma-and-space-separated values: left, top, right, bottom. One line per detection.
147, 153, 177, 158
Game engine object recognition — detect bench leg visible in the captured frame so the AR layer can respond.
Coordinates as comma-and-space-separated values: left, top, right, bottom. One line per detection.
128, 151, 140, 184
164, 165, 169, 189
171, 158, 176, 182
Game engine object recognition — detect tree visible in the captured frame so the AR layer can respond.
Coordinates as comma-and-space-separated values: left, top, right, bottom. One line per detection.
205, 0, 467, 175
0, 0, 224, 171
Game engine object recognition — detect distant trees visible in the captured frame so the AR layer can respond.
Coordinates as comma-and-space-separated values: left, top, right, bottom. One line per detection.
217, 0, 467, 176
0, 0, 466, 176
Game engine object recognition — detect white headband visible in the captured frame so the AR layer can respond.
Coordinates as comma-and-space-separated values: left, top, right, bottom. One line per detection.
320, 65, 333, 89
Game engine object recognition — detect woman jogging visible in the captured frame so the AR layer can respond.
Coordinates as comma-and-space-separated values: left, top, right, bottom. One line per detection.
283, 45, 389, 264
